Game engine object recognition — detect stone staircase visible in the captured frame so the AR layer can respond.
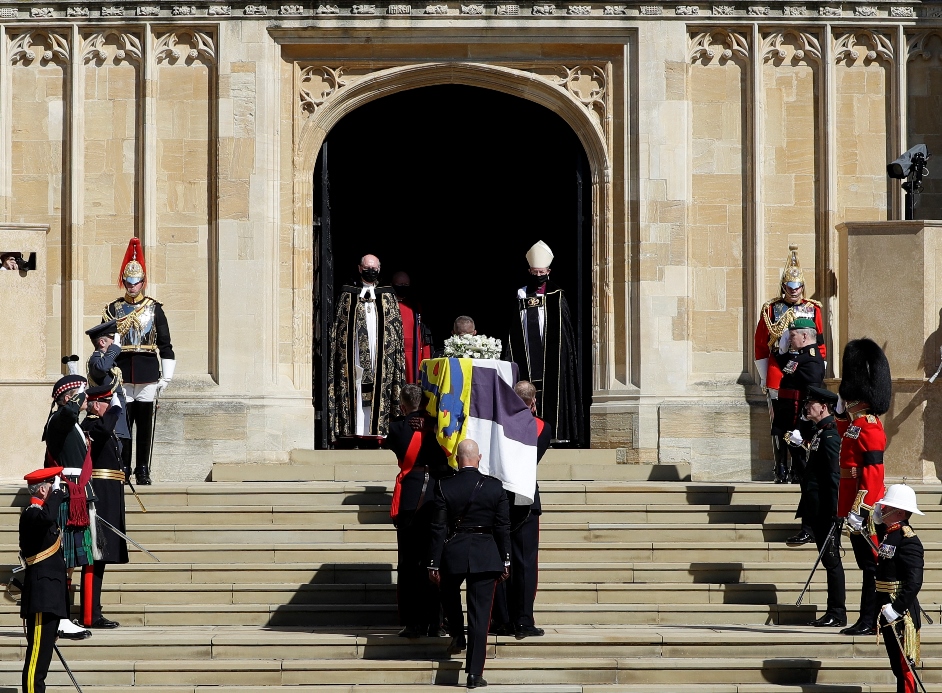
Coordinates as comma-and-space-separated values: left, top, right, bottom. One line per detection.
0, 449, 937, 692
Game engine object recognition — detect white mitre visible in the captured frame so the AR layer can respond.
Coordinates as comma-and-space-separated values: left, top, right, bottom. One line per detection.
526, 240, 554, 269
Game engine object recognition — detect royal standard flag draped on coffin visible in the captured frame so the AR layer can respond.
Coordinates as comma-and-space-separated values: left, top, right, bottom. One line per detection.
420, 357, 538, 504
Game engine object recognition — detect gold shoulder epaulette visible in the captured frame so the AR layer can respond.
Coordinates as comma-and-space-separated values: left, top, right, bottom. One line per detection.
903, 526, 916, 538
866, 415, 877, 424
804, 298, 823, 308
760, 297, 779, 312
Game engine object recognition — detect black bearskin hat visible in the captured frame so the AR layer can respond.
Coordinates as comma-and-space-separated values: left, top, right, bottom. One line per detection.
838, 338, 892, 415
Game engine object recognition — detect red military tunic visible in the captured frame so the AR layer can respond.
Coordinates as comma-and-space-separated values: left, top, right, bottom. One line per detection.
754, 298, 826, 390
836, 411, 886, 520
398, 300, 432, 384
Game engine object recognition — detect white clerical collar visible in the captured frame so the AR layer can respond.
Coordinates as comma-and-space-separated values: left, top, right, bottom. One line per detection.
359, 285, 376, 300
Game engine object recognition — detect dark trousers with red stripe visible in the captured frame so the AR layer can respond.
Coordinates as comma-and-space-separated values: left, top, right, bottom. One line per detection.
23, 612, 57, 693
80, 563, 106, 626
441, 571, 500, 676
492, 513, 540, 628
880, 616, 917, 693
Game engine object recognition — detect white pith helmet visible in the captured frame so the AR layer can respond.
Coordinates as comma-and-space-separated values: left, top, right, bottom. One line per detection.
875, 484, 924, 516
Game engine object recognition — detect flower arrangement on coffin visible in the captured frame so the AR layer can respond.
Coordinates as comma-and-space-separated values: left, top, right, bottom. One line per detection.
442, 334, 503, 360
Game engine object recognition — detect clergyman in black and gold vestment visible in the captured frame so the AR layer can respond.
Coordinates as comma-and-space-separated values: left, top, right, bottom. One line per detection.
505, 241, 584, 446
328, 254, 406, 442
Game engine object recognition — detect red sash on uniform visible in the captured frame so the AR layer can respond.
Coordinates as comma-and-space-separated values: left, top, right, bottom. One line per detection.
536, 418, 546, 437
390, 430, 423, 519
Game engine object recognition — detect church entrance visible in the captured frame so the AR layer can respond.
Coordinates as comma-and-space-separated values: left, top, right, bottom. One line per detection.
313, 84, 592, 448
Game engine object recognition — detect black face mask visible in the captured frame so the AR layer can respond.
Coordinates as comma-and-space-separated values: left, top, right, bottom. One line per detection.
393, 285, 412, 300
527, 275, 547, 291
360, 268, 380, 284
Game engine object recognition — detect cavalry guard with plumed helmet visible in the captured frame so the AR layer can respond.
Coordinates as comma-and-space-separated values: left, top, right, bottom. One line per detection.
754, 244, 827, 482
102, 238, 175, 485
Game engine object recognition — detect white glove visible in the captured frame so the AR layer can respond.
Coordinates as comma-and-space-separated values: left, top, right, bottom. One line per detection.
161, 358, 176, 381
156, 378, 169, 394
110, 392, 122, 409
788, 430, 803, 446
778, 330, 790, 354
768, 388, 779, 400
881, 603, 901, 623
754, 358, 769, 388
836, 396, 845, 415
52, 475, 61, 491
846, 511, 864, 533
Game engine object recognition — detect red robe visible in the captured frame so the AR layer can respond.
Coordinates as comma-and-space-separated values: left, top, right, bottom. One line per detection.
754, 298, 825, 390
398, 300, 431, 384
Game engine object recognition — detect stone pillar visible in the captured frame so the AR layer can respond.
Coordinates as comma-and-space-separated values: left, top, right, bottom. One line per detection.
837, 220, 942, 483
0, 223, 51, 480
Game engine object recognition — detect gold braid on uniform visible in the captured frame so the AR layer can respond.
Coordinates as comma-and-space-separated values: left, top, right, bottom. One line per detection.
761, 297, 823, 350
877, 580, 921, 664
110, 298, 154, 338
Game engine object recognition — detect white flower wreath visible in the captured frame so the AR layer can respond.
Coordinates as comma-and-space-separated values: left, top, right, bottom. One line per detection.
442, 333, 503, 360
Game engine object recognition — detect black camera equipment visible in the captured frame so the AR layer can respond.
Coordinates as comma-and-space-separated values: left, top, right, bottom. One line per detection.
887, 144, 930, 220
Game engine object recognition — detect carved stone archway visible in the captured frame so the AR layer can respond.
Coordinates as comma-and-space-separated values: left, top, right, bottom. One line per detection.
290, 61, 615, 394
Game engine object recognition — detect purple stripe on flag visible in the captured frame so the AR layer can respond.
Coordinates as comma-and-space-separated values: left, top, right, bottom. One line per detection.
468, 366, 536, 445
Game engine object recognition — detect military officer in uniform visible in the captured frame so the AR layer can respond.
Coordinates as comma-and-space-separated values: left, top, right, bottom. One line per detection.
428, 438, 511, 689
386, 383, 451, 638
836, 338, 891, 637
85, 320, 131, 444
103, 238, 175, 485
754, 245, 826, 482
19, 466, 69, 693
79, 383, 129, 629
872, 485, 924, 693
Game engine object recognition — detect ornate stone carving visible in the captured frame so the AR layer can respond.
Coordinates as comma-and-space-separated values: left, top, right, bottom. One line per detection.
10, 30, 70, 64
853, 5, 876, 15
30, 7, 55, 17
209, 5, 232, 13
834, 30, 893, 64
783, 5, 805, 15
280, 4, 304, 12
424, 4, 447, 12
244, 4, 268, 13
906, 31, 942, 62
460, 3, 483, 12
317, 4, 339, 11
496, 4, 519, 12
0, 7, 16, 17
712, 5, 734, 14
747, 5, 768, 14
101, 6, 124, 15
172, 5, 197, 14
155, 30, 216, 64
890, 6, 913, 17
136, 5, 160, 14
533, 4, 555, 13
568, 4, 590, 13
603, 5, 628, 13
762, 30, 821, 63
82, 30, 143, 64
675, 5, 698, 14
819, 5, 840, 15
352, 4, 375, 11
67, 6, 89, 16
387, 4, 410, 12
926, 6, 942, 18
689, 28, 749, 62
299, 66, 348, 116
640, 5, 661, 13
553, 65, 606, 121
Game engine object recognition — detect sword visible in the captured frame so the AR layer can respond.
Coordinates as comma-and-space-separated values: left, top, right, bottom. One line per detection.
124, 475, 147, 513
54, 643, 85, 693
881, 616, 929, 693
96, 515, 160, 562
146, 389, 160, 480
796, 518, 842, 606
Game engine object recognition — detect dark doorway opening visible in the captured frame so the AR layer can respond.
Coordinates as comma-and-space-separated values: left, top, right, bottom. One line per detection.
313, 84, 592, 447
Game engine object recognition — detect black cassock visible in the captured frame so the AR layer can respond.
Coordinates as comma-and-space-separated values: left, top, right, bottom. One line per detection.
506, 281, 583, 445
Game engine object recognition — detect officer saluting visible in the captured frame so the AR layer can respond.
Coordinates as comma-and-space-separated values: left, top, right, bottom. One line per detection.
428, 439, 511, 690
19, 466, 69, 693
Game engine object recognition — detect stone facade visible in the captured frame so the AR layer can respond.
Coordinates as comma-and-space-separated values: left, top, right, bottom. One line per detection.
0, 3, 938, 481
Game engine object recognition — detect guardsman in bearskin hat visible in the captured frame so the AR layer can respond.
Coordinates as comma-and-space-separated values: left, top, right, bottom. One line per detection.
79, 383, 129, 629
19, 466, 69, 693
102, 238, 175, 485
873, 485, 924, 693
837, 337, 891, 636
754, 245, 826, 482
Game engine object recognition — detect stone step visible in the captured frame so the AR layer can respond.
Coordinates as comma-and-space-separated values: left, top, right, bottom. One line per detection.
3, 687, 912, 693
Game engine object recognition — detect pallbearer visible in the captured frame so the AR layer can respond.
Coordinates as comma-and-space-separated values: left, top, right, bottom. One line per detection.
79, 383, 128, 629
19, 466, 69, 693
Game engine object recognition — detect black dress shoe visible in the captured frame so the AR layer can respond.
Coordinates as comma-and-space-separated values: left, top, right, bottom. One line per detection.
87, 617, 120, 629
489, 622, 513, 636
397, 626, 422, 638
785, 530, 814, 547
446, 635, 467, 655
811, 614, 847, 628
136, 474, 152, 486
466, 674, 488, 688
840, 621, 876, 636
58, 628, 92, 640
427, 625, 447, 637
514, 625, 545, 639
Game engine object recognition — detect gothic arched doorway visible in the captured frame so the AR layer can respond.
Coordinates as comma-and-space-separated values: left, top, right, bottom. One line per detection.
312, 84, 593, 448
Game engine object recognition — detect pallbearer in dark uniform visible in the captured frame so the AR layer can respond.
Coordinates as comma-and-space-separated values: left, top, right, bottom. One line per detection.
79, 383, 128, 628
85, 320, 131, 444
428, 439, 511, 689
385, 383, 451, 638
505, 240, 583, 446
837, 338, 891, 637
772, 317, 825, 485
491, 380, 551, 638
792, 386, 846, 627
103, 238, 176, 485
873, 485, 924, 693
19, 466, 69, 693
